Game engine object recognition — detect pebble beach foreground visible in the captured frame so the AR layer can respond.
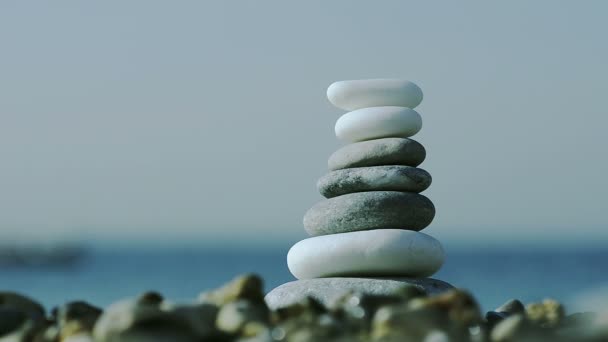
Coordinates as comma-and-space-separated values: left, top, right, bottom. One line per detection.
1, 274, 607, 342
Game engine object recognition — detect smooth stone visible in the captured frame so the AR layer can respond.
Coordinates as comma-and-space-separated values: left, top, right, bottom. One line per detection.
0, 292, 45, 321
335, 106, 422, 142
303, 191, 435, 236
287, 229, 444, 279
93, 298, 199, 342
328, 137, 426, 170
198, 274, 265, 306
265, 277, 453, 310
327, 79, 423, 110
317, 165, 431, 198
490, 314, 529, 342
0, 308, 27, 337
161, 302, 219, 340
496, 299, 525, 315
52, 301, 102, 340
215, 300, 269, 335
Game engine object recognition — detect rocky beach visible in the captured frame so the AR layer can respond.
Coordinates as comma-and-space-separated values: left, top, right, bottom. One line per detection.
1, 273, 608, 342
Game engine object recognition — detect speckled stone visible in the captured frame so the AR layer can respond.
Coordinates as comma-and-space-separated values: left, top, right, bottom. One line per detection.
317, 165, 431, 198
265, 278, 453, 310
328, 138, 426, 171
303, 191, 435, 236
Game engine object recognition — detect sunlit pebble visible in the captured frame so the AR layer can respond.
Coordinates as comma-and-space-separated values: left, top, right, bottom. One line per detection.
271, 327, 286, 340
351, 306, 366, 319
469, 326, 481, 335
348, 296, 361, 306
425, 330, 450, 342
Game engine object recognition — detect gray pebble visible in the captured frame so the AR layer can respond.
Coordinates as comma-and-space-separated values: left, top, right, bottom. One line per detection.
0, 308, 27, 336
303, 191, 435, 236
92, 298, 198, 342
496, 299, 525, 315
317, 165, 431, 198
0, 292, 45, 321
328, 138, 426, 170
265, 277, 453, 310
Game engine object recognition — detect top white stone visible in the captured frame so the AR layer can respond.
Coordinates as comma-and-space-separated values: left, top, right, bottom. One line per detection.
327, 79, 423, 111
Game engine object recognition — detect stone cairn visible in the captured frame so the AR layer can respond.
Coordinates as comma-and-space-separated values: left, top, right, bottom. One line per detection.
266, 79, 453, 309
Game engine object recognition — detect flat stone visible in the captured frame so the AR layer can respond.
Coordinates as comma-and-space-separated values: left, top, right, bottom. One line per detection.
287, 229, 444, 279
265, 277, 453, 310
335, 106, 422, 142
328, 138, 426, 170
317, 165, 431, 198
303, 191, 435, 236
327, 79, 423, 111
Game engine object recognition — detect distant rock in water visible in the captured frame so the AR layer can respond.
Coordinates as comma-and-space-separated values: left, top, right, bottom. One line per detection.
0, 243, 87, 268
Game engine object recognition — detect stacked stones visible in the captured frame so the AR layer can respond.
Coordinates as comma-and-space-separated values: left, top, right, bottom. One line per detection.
266, 79, 451, 309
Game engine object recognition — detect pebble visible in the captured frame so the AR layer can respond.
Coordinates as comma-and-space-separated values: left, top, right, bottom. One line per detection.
199, 274, 265, 306
331, 290, 424, 321
162, 302, 220, 340
485, 299, 525, 326
303, 191, 435, 236
328, 137, 426, 170
0, 308, 27, 337
488, 314, 547, 342
525, 299, 565, 328
52, 301, 102, 340
490, 314, 527, 342
273, 297, 326, 322
0, 292, 45, 321
92, 297, 199, 342
335, 106, 422, 142
372, 304, 456, 341
327, 79, 423, 110
408, 289, 482, 327
496, 299, 525, 315
265, 277, 453, 310
287, 229, 445, 279
216, 300, 269, 335
0, 292, 46, 340
317, 165, 431, 198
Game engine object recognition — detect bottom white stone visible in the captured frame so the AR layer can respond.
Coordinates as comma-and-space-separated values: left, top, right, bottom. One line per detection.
287, 229, 444, 279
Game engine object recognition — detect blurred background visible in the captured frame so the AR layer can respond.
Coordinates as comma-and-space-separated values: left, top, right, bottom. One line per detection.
1, 1, 607, 311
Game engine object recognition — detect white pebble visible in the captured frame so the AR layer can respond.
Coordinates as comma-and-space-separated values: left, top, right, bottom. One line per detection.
287, 229, 444, 279
327, 79, 423, 110
335, 106, 422, 142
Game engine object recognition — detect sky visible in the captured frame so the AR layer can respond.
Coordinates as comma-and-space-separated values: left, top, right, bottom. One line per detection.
0, 1, 607, 245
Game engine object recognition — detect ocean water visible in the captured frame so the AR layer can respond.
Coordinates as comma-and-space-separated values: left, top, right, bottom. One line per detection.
2, 244, 608, 313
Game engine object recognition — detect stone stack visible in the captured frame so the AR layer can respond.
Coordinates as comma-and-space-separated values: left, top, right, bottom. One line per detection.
266, 79, 452, 309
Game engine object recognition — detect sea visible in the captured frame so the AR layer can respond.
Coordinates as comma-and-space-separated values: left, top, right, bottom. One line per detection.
2, 243, 608, 313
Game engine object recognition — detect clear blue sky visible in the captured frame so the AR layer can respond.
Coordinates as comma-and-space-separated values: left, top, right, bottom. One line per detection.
1, 1, 606, 245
